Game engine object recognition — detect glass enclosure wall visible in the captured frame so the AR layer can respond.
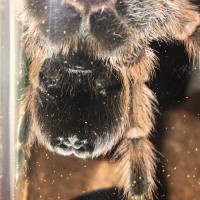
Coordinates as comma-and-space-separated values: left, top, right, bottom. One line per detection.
0, 0, 18, 199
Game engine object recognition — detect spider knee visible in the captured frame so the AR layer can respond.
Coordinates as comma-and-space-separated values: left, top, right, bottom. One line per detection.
126, 127, 150, 139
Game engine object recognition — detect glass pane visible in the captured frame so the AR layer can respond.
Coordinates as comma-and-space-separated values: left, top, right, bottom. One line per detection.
1, 1, 200, 200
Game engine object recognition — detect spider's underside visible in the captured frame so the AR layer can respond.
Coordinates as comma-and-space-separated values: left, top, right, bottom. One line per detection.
18, 0, 200, 199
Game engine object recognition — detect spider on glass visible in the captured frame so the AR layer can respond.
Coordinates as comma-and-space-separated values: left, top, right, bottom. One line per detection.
18, 0, 200, 199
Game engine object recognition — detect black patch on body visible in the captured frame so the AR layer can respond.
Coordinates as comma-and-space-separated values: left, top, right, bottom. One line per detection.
26, 0, 82, 43
90, 9, 128, 49
36, 51, 122, 151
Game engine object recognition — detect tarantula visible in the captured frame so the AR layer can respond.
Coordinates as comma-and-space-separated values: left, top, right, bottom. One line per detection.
18, 0, 200, 199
